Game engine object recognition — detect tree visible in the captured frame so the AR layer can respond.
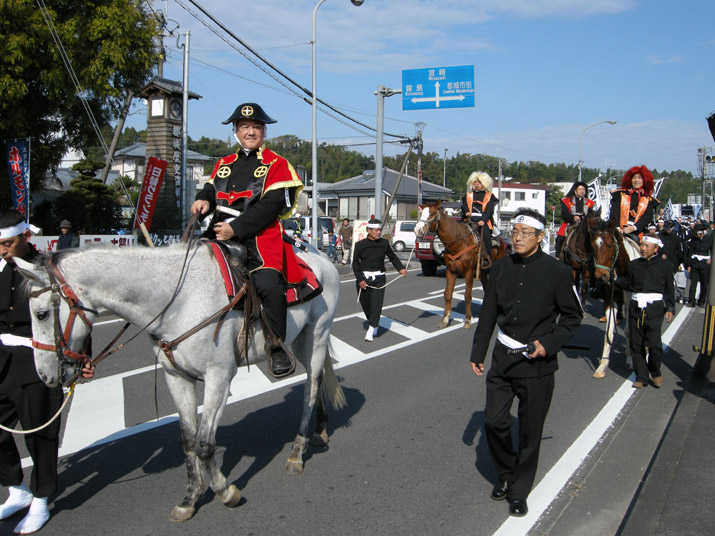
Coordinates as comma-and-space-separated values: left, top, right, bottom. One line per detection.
0, 0, 161, 206
54, 159, 122, 233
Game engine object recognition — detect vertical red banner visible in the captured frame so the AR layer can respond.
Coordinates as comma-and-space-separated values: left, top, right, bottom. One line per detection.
133, 156, 167, 231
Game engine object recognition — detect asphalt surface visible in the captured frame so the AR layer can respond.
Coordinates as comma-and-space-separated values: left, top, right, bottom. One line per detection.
0, 249, 713, 535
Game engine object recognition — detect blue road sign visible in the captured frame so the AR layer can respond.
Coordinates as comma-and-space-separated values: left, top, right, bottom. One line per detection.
402, 65, 475, 111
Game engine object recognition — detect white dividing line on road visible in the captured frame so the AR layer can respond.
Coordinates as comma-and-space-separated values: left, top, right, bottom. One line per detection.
22, 292, 478, 467
492, 306, 693, 536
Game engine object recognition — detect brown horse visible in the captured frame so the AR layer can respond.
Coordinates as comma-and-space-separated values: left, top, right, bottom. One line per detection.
414, 200, 509, 328
559, 207, 600, 302
589, 217, 639, 378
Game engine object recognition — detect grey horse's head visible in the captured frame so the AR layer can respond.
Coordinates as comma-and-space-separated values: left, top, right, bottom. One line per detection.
14, 257, 94, 387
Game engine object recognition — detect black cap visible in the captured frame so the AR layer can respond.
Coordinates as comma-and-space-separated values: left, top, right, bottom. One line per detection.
222, 103, 277, 125
664, 220, 675, 229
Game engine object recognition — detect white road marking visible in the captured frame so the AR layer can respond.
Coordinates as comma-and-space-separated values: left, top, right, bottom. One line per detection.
492, 306, 693, 536
23, 291, 477, 466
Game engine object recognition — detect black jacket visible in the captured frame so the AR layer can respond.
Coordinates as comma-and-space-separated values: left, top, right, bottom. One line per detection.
616, 255, 675, 316
0, 245, 45, 386
352, 238, 405, 283
470, 249, 583, 378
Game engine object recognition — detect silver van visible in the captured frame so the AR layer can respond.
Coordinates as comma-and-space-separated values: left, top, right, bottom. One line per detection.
391, 220, 417, 252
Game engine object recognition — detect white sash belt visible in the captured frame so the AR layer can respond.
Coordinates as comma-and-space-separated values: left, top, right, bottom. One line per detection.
692, 254, 710, 261
363, 271, 385, 279
632, 293, 663, 308
0, 334, 33, 348
497, 328, 525, 349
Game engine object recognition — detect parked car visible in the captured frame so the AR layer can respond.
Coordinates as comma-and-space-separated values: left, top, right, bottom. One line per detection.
390, 220, 417, 252
283, 215, 334, 249
415, 231, 446, 276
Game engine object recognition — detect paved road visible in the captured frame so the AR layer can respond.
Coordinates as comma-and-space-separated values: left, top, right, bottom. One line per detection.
0, 254, 703, 535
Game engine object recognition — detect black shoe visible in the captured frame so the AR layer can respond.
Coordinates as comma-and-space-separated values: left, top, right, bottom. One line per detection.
508, 498, 528, 517
269, 348, 295, 378
490, 481, 508, 501
685, 302, 695, 308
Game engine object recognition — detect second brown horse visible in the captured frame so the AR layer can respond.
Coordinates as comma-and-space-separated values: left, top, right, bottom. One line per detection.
414, 200, 509, 328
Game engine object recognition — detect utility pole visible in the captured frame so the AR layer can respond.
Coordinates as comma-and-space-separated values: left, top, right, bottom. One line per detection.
443, 148, 447, 188
415, 122, 425, 205
180, 30, 190, 228
374, 85, 401, 220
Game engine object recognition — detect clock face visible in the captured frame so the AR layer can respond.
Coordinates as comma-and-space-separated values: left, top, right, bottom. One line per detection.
170, 99, 182, 119
150, 98, 164, 117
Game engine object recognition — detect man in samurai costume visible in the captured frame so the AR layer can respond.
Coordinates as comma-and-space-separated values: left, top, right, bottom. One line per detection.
191, 102, 305, 378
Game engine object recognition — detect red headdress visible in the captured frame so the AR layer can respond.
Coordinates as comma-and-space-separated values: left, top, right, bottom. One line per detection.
621, 165, 654, 196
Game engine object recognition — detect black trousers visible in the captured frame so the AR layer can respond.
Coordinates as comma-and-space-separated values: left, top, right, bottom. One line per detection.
484, 370, 555, 501
252, 268, 287, 342
0, 381, 63, 497
688, 265, 710, 306
628, 305, 664, 383
356, 275, 386, 329
554, 235, 565, 258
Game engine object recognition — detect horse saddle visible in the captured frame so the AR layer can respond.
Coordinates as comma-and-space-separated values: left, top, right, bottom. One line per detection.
207, 239, 323, 309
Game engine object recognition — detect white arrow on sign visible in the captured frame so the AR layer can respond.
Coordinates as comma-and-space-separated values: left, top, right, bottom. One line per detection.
410, 81, 467, 108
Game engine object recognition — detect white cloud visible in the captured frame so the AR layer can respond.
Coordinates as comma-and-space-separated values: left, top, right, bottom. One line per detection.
645, 55, 686, 65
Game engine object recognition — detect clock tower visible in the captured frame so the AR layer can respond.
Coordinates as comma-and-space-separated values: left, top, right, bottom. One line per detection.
137, 76, 201, 233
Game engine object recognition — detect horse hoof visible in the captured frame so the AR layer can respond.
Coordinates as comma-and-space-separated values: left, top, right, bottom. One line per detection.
592, 371, 606, 379
463, 320, 471, 329
309, 431, 329, 448
438, 320, 449, 329
285, 459, 304, 475
217, 485, 241, 508
169, 505, 196, 523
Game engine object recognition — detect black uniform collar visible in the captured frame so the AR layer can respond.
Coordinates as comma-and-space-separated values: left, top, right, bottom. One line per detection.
515, 248, 543, 265
238, 148, 259, 159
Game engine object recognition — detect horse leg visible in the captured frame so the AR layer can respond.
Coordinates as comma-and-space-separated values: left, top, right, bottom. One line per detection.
285, 329, 324, 475
163, 372, 204, 522
196, 366, 241, 508
309, 377, 330, 448
463, 267, 474, 329
593, 304, 616, 379
440, 269, 457, 328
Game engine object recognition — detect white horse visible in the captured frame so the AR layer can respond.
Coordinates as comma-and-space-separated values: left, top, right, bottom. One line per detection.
16, 242, 345, 522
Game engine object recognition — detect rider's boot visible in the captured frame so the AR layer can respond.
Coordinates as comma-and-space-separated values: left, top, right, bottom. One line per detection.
269, 344, 295, 378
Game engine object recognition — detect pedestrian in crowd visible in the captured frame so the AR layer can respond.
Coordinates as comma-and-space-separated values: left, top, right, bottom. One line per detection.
658, 220, 685, 273
460, 172, 498, 267
291, 213, 303, 240
470, 208, 582, 517
0, 209, 93, 534
56, 220, 78, 251
615, 235, 675, 388
608, 165, 659, 243
685, 224, 711, 308
338, 218, 353, 265
327, 228, 338, 263
554, 180, 594, 258
191, 102, 305, 378
352, 218, 407, 342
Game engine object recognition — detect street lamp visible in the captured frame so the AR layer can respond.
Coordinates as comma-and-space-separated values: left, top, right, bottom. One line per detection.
311, 0, 363, 247
578, 120, 617, 182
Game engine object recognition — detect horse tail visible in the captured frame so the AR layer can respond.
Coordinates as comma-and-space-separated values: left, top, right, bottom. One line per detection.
321, 338, 347, 410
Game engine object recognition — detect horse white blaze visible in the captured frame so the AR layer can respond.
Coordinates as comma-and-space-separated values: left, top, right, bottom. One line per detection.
414, 207, 431, 238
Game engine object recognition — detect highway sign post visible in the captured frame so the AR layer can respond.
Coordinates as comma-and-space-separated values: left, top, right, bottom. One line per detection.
402, 65, 475, 111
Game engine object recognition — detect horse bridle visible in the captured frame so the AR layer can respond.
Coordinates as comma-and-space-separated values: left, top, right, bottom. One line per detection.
592, 228, 621, 275
29, 258, 97, 370
417, 208, 474, 245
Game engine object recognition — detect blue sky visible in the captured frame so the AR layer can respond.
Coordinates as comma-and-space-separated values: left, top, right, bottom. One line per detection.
130, 0, 715, 176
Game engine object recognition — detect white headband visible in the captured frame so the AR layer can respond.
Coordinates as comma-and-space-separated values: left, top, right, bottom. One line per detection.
367, 223, 382, 229
0, 222, 29, 239
642, 235, 663, 247
513, 215, 545, 231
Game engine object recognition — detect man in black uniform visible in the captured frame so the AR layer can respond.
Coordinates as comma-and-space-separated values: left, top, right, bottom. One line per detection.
0, 209, 62, 534
470, 208, 582, 517
657, 220, 684, 273
191, 103, 304, 377
685, 224, 711, 308
352, 218, 407, 342
616, 235, 675, 388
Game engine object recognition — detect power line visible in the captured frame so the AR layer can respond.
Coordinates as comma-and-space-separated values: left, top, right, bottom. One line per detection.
175, 0, 409, 141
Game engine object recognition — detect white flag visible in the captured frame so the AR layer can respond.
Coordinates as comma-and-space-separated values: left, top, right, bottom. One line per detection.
586, 177, 602, 210
654, 177, 665, 198
662, 198, 674, 221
